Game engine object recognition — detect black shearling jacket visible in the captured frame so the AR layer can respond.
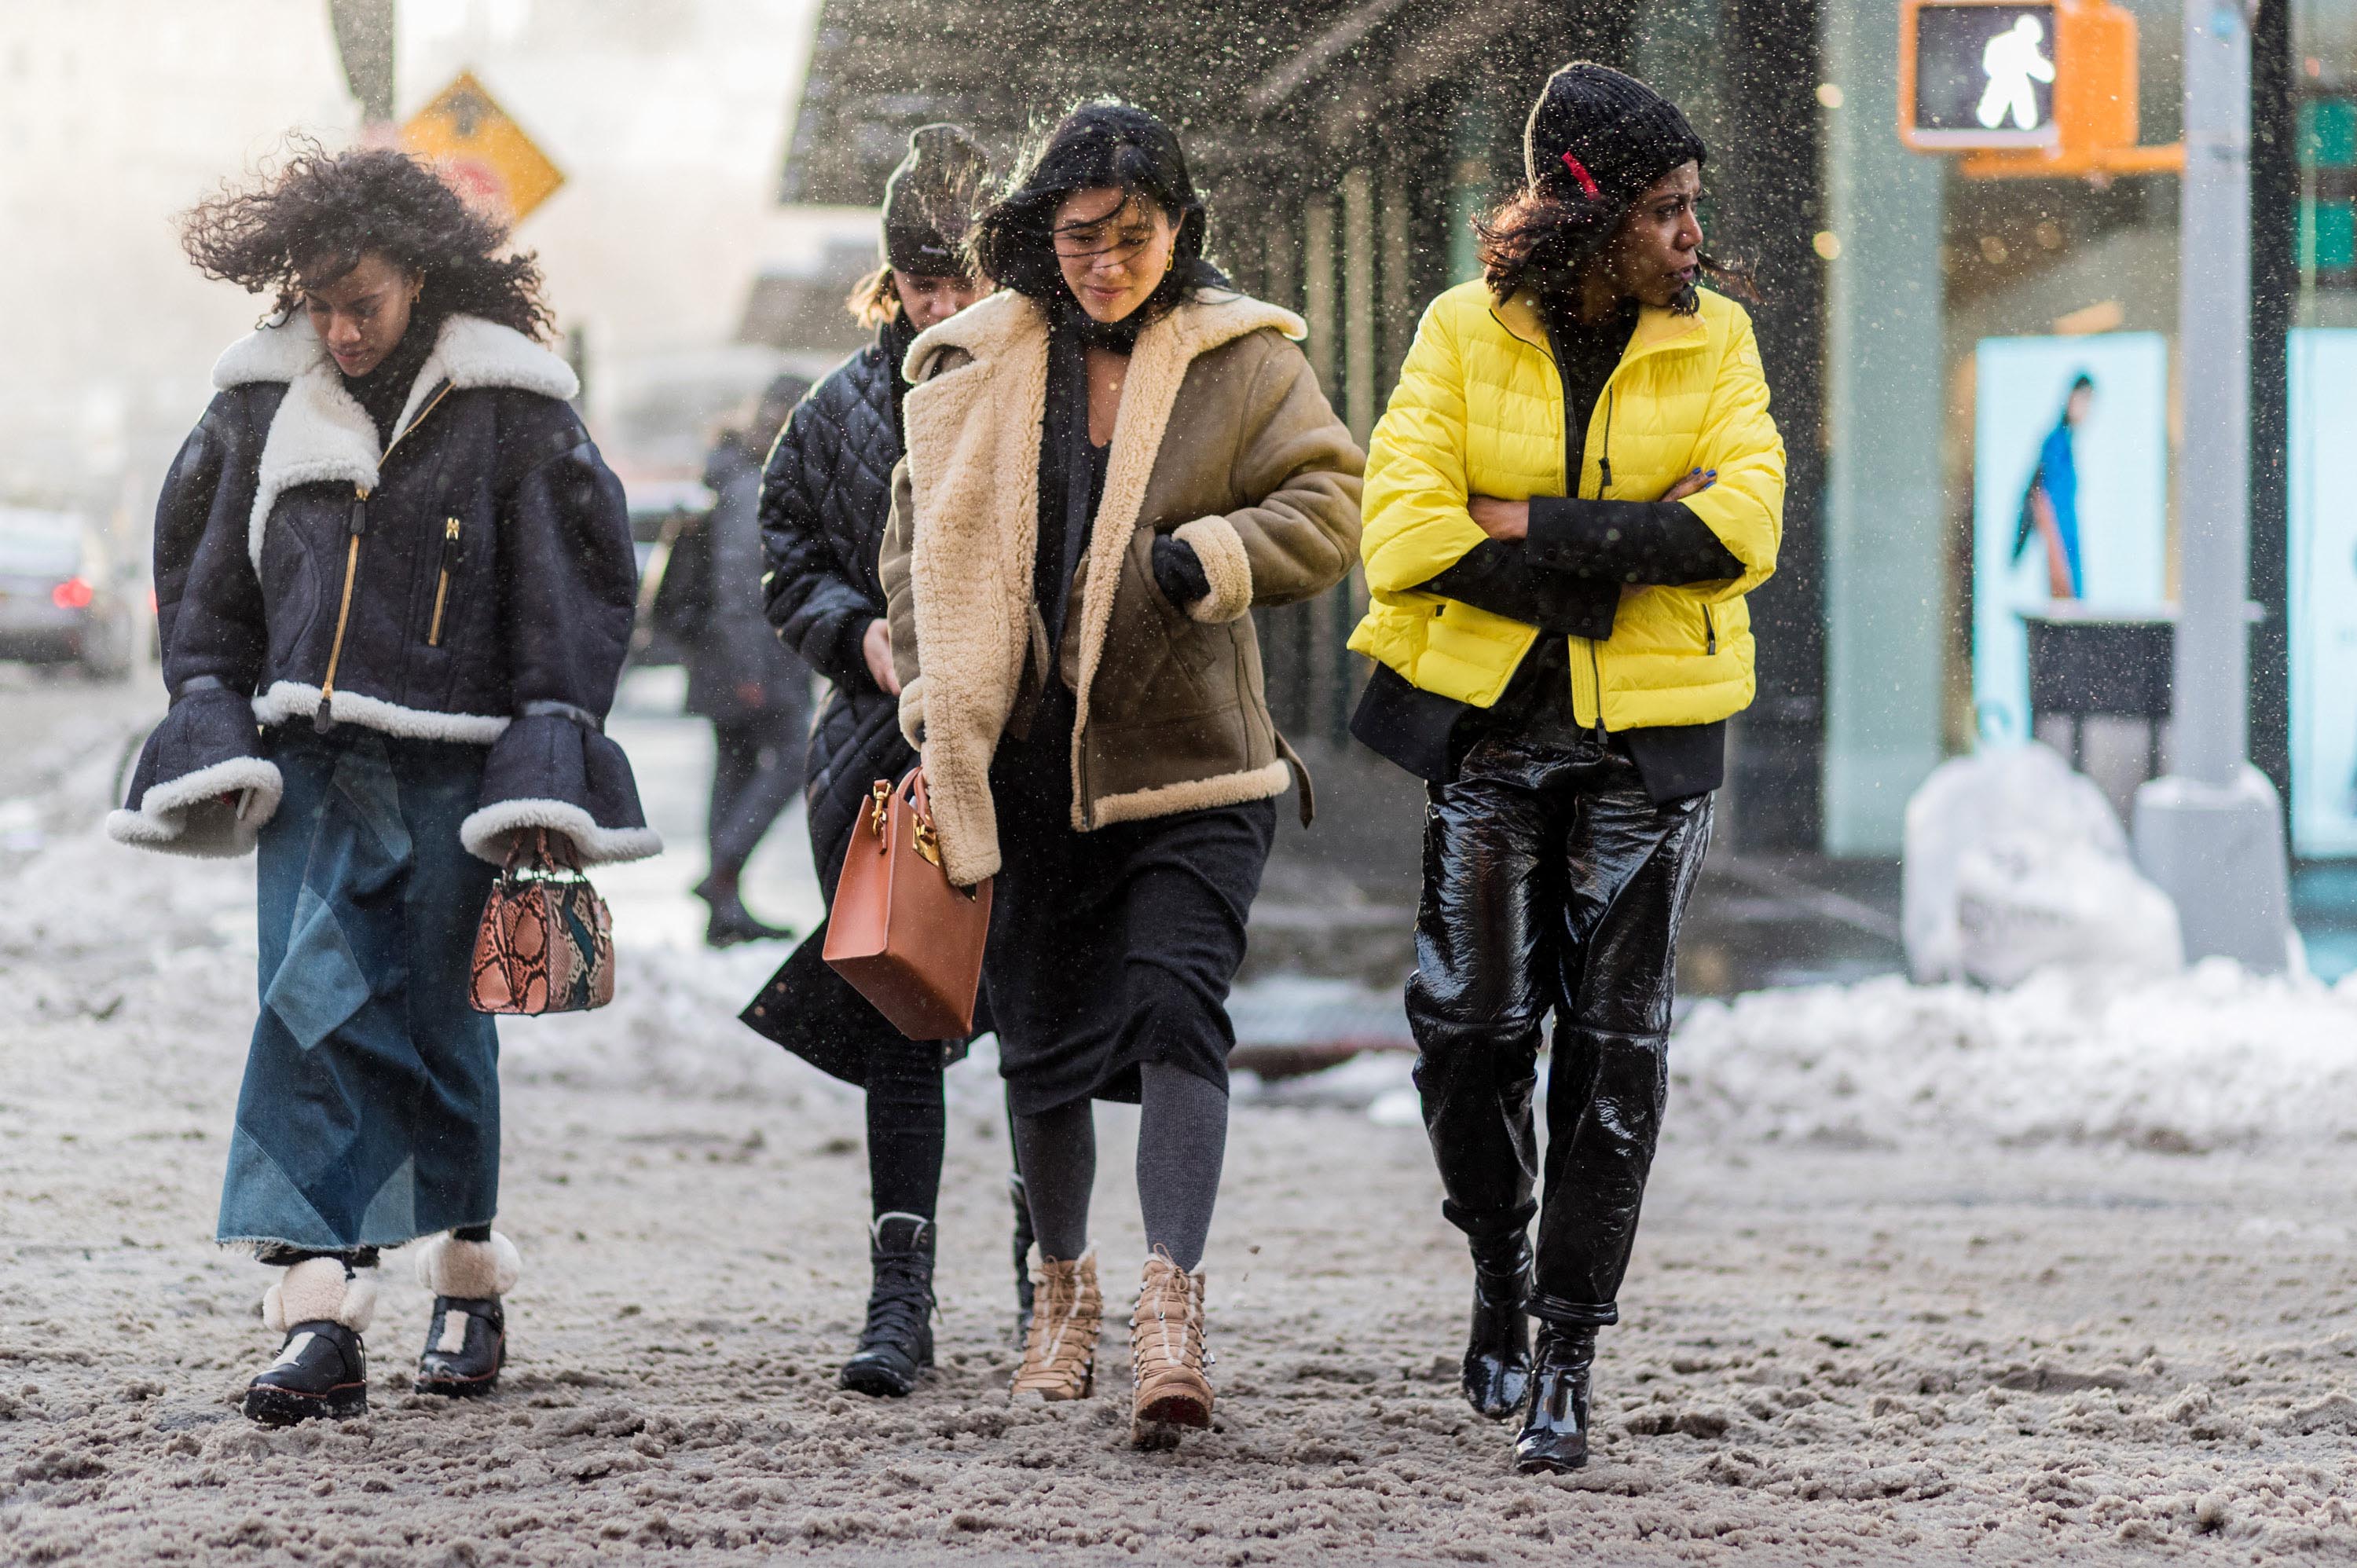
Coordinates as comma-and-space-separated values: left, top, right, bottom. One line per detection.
108, 313, 658, 865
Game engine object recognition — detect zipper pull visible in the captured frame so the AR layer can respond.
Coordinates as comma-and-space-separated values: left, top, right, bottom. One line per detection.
1596, 393, 1615, 497
427, 518, 462, 647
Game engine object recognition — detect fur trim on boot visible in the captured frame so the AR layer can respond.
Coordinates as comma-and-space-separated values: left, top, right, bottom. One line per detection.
1010, 1249, 1100, 1403
413, 1231, 521, 1298
1129, 1247, 1212, 1446
261, 1257, 378, 1334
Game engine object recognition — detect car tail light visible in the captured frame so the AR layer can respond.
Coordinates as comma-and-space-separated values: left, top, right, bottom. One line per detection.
51, 577, 93, 610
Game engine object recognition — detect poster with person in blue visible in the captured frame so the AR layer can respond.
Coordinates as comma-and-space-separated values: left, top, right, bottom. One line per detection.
2010, 374, 2093, 599
1972, 334, 2168, 745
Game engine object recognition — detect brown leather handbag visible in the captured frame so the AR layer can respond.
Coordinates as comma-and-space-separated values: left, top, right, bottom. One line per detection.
470, 829, 616, 1015
824, 767, 992, 1039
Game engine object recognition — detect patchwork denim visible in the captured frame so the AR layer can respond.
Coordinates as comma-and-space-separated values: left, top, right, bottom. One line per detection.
217, 727, 500, 1251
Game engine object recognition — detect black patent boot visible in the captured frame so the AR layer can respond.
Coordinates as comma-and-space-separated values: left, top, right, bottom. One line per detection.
244, 1321, 369, 1426
1463, 1228, 1534, 1420
839, 1212, 935, 1398
1009, 1170, 1037, 1346
1513, 1323, 1597, 1475
416, 1296, 506, 1397
242, 1257, 375, 1427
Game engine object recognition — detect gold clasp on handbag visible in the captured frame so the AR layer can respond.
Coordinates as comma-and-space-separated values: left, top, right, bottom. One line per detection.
911, 814, 943, 869
866, 779, 891, 842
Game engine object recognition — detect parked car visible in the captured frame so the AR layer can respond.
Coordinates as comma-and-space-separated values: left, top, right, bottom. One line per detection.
0, 508, 134, 677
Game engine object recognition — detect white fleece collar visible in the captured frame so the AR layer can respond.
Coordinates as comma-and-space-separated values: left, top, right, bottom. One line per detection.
217, 313, 578, 571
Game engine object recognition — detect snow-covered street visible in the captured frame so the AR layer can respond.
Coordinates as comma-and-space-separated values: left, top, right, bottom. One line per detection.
5, 678, 2357, 1564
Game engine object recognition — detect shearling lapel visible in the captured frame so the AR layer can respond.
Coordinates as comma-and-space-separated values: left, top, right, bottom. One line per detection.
244, 357, 379, 573
900, 293, 1051, 753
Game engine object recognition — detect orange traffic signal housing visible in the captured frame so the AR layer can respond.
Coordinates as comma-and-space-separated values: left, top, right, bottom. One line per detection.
1900, 0, 2183, 180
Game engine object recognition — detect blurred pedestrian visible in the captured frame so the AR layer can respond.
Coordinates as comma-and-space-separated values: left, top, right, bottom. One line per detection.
111, 145, 658, 1424
742, 125, 1004, 1398
1350, 64, 1783, 1474
885, 102, 1362, 1445
688, 373, 814, 946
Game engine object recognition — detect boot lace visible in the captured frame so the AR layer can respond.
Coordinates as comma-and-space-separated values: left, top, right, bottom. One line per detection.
1129, 1246, 1208, 1393
856, 1256, 933, 1353
1013, 1255, 1099, 1397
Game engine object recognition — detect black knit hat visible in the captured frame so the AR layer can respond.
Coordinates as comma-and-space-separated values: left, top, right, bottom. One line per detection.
1524, 64, 1706, 213
881, 124, 989, 274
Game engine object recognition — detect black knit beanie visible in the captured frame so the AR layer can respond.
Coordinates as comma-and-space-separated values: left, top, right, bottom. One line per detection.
881, 124, 989, 274
1524, 64, 1706, 213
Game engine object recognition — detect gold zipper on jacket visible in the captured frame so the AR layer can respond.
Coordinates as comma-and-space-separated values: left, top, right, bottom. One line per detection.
427, 517, 461, 646
313, 383, 454, 731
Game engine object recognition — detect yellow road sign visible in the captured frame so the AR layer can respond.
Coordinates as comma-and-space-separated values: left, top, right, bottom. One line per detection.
400, 71, 564, 223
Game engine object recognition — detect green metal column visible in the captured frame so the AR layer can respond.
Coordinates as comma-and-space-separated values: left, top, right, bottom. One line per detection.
1820, 0, 1948, 855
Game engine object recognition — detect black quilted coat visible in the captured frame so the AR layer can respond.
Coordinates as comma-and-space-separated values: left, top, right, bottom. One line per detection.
758, 314, 919, 885
742, 315, 959, 1083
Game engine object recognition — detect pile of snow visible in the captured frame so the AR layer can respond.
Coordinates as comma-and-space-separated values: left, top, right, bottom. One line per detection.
1902, 742, 2182, 987
1673, 960, 2357, 1153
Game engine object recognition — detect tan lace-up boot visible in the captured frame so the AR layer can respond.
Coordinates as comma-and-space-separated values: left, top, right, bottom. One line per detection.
1129, 1246, 1212, 1445
1010, 1250, 1100, 1402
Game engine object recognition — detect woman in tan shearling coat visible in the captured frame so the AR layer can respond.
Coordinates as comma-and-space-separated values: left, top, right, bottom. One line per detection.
879, 102, 1361, 1445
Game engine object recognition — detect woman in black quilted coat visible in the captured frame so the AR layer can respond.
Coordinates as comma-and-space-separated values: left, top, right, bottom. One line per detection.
741, 125, 1012, 1397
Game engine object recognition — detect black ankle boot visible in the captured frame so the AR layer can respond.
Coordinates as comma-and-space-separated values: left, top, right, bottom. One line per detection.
1009, 1171, 1037, 1346
1462, 1229, 1533, 1420
839, 1213, 935, 1398
701, 894, 795, 947
1513, 1323, 1597, 1474
416, 1295, 507, 1397
243, 1321, 369, 1426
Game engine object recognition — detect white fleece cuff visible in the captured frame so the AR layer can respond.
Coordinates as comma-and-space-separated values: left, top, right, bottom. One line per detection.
262, 1258, 378, 1334
1174, 516, 1253, 624
413, 1231, 521, 1299
458, 799, 663, 867
104, 757, 284, 859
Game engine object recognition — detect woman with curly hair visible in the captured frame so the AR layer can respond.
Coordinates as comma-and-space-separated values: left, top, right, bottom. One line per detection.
878, 102, 1362, 1445
1350, 64, 1783, 1473
109, 143, 658, 1424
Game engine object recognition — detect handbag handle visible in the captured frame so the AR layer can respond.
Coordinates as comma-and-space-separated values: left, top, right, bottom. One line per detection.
502, 826, 584, 881
863, 768, 955, 880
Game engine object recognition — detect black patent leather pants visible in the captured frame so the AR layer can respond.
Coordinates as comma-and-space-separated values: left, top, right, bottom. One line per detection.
1405, 727, 1712, 1328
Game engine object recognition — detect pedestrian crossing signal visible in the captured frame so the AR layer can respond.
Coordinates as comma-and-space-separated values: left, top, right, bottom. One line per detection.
1899, 0, 2183, 181
1904, 1, 2059, 149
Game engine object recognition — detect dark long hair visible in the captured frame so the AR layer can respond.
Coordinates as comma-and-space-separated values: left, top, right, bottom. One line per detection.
181, 139, 553, 339
970, 102, 1226, 321
1474, 185, 1756, 314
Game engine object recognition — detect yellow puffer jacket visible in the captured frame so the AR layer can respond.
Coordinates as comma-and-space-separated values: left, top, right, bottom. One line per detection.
1350, 279, 1783, 730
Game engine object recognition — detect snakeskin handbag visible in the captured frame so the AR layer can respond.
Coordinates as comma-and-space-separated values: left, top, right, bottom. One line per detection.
469, 829, 615, 1015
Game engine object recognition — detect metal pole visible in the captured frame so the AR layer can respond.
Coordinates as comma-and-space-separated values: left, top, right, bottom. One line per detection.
2130, 0, 2293, 973
2172, 0, 2249, 788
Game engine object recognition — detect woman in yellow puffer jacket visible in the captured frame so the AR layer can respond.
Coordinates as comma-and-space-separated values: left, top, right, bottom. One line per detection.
1349, 64, 1784, 1477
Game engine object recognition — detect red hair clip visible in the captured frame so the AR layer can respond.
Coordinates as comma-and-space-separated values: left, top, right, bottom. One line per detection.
1560, 151, 1601, 200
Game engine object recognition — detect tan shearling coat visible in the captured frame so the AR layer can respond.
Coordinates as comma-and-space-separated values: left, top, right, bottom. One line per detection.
879, 288, 1363, 887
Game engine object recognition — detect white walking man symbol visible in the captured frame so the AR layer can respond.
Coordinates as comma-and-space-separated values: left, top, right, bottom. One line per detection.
1977, 15, 2055, 131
